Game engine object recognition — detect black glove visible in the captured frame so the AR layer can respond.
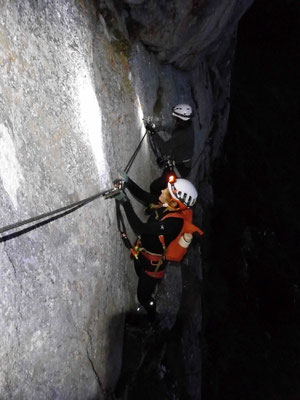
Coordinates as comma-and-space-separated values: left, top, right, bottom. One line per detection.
113, 179, 124, 190
166, 158, 175, 169
145, 121, 157, 134
113, 171, 129, 190
156, 156, 175, 169
156, 157, 169, 168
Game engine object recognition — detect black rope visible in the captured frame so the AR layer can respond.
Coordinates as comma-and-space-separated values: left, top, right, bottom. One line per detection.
124, 130, 149, 174
148, 132, 163, 161
115, 200, 133, 250
115, 129, 150, 251
0, 204, 84, 243
0, 127, 149, 237
0, 187, 116, 235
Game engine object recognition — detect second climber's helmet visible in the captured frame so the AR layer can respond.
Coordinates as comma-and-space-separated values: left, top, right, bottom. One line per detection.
172, 104, 194, 121
168, 178, 198, 209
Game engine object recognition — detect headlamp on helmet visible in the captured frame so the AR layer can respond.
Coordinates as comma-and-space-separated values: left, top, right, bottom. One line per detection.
168, 174, 176, 184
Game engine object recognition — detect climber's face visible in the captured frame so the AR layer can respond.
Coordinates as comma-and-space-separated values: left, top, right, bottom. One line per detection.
159, 187, 172, 204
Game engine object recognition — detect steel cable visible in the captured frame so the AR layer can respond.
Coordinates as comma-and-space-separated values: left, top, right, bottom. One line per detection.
0, 130, 150, 236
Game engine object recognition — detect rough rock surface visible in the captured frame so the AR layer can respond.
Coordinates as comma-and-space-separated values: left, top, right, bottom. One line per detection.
0, 0, 252, 398
125, 0, 251, 68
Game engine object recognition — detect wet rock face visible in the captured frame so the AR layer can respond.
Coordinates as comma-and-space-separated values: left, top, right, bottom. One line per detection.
0, 0, 252, 399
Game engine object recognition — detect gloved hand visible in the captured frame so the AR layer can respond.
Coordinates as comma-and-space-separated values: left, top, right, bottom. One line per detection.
156, 157, 168, 168
166, 158, 175, 169
114, 190, 129, 204
113, 171, 129, 190
146, 122, 157, 134
113, 178, 124, 190
156, 156, 174, 169
144, 118, 157, 134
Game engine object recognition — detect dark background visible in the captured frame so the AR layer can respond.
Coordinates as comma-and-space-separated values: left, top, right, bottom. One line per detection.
202, 0, 300, 399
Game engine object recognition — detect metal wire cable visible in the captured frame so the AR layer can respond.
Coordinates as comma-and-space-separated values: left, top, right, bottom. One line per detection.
0, 127, 151, 237
0, 189, 111, 235
124, 130, 149, 174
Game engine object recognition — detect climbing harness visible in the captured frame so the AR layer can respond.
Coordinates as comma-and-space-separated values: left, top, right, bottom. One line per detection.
0, 127, 150, 238
129, 235, 167, 279
121, 207, 203, 278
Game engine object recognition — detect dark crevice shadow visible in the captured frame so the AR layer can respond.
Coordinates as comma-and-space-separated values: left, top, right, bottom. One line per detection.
105, 313, 128, 400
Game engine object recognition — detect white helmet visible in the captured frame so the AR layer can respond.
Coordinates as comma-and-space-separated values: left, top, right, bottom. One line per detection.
172, 104, 194, 121
168, 178, 198, 209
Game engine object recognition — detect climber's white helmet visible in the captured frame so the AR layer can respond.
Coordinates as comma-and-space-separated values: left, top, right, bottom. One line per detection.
172, 104, 194, 121
168, 178, 198, 209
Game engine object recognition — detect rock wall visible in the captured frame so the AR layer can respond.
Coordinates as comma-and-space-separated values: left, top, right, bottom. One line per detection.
0, 0, 252, 398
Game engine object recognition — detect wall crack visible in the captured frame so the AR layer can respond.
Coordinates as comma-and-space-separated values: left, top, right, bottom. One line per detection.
5, 248, 17, 277
85, 330, 105, 397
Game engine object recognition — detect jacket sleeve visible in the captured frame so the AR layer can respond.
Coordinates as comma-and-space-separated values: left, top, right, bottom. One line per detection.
126, 177, 159, 206
153, 125, 194, 162
122, 200, 182, 236
151, 133, 169, 156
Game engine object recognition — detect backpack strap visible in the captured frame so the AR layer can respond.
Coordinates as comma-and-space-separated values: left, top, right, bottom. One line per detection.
159, 209, 203, 262
161, 209, 204, 235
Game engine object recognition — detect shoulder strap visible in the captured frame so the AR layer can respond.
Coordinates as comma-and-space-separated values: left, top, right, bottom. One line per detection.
161, 208, 192, 222
161, 209, 203, 235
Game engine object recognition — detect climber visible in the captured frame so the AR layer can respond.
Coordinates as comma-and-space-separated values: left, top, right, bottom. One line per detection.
145, 103, 195, 195
113, 173, 203, 322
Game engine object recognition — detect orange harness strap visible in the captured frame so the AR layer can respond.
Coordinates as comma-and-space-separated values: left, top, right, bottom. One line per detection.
145, 269, 165, 279
132, 235, 167, 278
140, 250, 162, 263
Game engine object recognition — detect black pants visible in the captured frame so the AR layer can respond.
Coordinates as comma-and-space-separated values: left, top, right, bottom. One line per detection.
134, 259, 162, 321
